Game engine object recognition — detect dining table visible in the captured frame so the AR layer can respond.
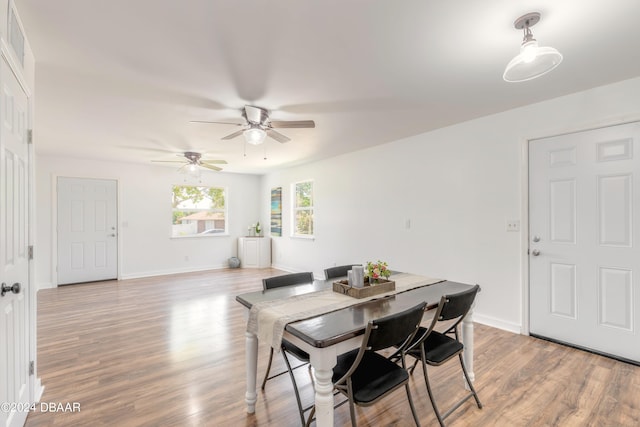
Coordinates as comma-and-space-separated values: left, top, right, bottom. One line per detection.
235, 272, 478, 427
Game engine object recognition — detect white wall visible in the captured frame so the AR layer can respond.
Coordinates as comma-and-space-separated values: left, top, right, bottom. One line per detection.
35, 156, 261, 288
260, 76, 640, 333
33, 77, 640, 330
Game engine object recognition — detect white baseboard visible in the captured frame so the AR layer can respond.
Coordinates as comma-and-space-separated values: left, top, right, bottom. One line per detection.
36, 282, 55, 290
40, 265, 239, 287
269, 263, 296, 273
34, 379, 44, 402
473, 313, 522, 334
120, 264, 228, 280
268, 264, 325, 280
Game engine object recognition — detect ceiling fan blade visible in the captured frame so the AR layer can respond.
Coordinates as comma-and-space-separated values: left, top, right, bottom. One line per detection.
121, 146, 178, 154
201, 163, 222, 172
221, 129, 245, 140
201, 159, 228, 165
266, 129, 291, 143
151, 160, 188, 163
190, 120, 243, 126
269, 120, 315, 129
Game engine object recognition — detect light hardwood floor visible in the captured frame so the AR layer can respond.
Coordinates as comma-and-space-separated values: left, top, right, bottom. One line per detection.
25, 269, 640, 426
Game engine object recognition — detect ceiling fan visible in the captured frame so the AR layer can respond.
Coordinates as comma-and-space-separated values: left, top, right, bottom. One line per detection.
191, 105, 315, 145
151, 151, 227, 172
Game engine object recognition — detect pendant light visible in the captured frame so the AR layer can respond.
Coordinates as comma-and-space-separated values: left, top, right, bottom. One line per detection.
503, 12, 563, 82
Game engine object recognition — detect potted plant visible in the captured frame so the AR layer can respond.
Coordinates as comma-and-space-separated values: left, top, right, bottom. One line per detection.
366, 260, 391, 284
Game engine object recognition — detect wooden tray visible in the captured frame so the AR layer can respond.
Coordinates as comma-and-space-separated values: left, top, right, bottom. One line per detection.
332, 278, 396, 299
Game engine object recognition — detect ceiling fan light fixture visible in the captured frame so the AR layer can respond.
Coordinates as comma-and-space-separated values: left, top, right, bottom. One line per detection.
244, 126, 266, 145
180, 162, 201, 179
503, 12, 563, 83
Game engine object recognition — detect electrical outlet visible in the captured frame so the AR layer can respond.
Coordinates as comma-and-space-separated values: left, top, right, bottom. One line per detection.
506, 220, 520, 232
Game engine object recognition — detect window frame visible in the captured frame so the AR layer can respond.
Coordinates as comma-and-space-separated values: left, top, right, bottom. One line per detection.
291, 179, 314, 239
171, 184, 228, 238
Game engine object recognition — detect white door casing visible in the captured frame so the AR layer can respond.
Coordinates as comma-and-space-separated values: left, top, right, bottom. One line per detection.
57, 177, 118, 285
0, 56, 31, 427
529, 121, 640, 363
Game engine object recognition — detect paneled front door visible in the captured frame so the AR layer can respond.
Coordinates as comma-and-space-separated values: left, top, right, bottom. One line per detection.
529, 121, 640, 363
0, 55, 31, 427
57, 177, 118, 285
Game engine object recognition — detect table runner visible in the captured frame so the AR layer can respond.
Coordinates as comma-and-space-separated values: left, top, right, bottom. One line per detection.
247, 273, 443, 351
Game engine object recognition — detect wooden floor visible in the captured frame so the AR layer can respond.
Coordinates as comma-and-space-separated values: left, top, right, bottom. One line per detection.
25, 269, 640, 427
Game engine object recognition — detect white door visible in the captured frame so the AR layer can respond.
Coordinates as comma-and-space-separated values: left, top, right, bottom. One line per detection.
529, 121, 640, 363
0, 56, 31, 427
57, 177, 118, 285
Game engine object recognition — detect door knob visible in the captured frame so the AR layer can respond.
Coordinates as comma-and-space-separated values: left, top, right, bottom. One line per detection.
1, 282, 21, 297
531, 249, 541, 256
109, 234, 116, 237
532, 235, 541, 242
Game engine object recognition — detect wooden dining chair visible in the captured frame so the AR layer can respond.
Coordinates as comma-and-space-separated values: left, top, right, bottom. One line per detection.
323, 264, 361, 280
400, 284, 482, 427
261, 272, 314, 426
307, 301, 427, 427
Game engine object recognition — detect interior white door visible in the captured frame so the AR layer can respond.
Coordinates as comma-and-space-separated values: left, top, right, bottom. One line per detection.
57, 177, 118, 285
0, 56, 31, 427
529, 121, 640, 363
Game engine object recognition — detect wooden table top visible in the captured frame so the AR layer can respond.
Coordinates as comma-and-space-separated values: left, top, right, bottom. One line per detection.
236, 276, 474, 349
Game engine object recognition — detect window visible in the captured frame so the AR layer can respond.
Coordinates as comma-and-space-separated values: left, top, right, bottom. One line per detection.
171, 185, 227, 237
9, 7, 25, 67
292, 180, 314, 237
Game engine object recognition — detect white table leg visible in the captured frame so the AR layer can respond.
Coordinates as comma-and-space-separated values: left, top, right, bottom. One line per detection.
245, 330, 258, 413
462, 303, 475, 385
310, 348, 338, 427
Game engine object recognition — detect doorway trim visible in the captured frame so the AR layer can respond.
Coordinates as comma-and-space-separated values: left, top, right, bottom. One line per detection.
51, 174, 122, 286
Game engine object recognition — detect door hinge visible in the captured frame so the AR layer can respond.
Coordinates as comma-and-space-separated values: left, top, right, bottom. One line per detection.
28, 245, 34, 260
29, 361, 34, 376
27, 129, 33, 144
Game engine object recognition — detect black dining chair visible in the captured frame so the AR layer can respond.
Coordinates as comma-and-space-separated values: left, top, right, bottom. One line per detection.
307, 301, 427, 427
261, 272, 314, 426
400, 285, 482, 426
262, 271, 315, 289
323, 264, 361, 280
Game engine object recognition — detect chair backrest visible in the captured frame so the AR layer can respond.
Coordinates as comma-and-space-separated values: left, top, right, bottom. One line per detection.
334, 302, 426, 385
367, 302, 427, 351
438, 284, 480, 322
262, 272, 314, 290
323, 264, 361, 280
405, 285, 480, 355
417, 284, 480, 343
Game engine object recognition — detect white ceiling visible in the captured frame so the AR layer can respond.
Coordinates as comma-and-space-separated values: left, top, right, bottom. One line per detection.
15, 0, 640, 174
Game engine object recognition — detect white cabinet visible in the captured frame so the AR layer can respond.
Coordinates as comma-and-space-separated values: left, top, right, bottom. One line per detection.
238, 237, 271, 268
